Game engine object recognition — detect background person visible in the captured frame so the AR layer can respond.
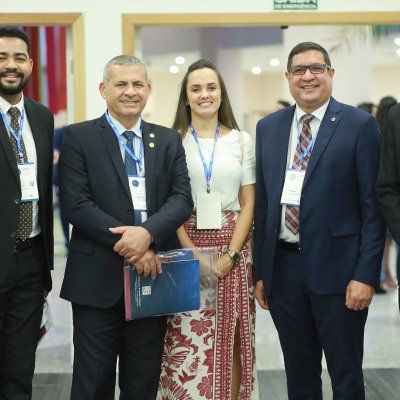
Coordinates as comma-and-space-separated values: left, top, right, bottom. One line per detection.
158, 59, 258, 399
59, 55, 193, 400
0, 27, 54, 399
253, 42, 385, 399
376, 102, 400, 311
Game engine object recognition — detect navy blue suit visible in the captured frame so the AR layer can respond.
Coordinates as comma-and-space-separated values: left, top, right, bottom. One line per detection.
254, 98, 385, 399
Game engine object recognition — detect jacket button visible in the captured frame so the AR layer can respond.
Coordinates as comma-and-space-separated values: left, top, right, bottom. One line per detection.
10, 232, 16, 238
14, 199, 20, 204
127, 209, 134, 214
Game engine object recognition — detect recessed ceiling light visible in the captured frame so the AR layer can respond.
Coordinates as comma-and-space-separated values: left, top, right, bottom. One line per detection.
251, 66, 262, 75
270, 58, 280, 67
175, 56, 185, 65
394, 37, 400, 46
169, 65, 179, 74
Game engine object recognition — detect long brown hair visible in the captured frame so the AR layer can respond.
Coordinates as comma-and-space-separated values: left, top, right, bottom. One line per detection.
172, 59, 239, 136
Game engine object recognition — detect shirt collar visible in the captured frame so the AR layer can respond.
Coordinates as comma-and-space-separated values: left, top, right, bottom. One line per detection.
0, 94, 24, 116
107, 112, 142, 138
295, 98, 330, 123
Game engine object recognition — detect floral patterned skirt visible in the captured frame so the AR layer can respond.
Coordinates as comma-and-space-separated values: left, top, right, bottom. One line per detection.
157, 211, 258, 400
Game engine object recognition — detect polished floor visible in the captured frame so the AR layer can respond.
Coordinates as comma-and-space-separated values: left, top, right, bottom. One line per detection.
33, 226, 400, 399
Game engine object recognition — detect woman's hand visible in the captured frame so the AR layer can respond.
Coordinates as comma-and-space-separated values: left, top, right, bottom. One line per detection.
217, 253, 234, 279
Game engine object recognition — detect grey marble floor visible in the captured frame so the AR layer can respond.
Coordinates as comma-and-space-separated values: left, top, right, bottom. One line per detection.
35, 253, 400, 374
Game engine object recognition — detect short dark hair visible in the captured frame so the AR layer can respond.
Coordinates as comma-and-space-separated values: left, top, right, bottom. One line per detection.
0, 26, 31, 56
287, 42, 331, 71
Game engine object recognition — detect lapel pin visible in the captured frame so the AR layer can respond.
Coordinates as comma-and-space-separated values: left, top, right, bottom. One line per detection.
331, 117, 336, 122
149, 142, 155, 148
150, 133, 155, 138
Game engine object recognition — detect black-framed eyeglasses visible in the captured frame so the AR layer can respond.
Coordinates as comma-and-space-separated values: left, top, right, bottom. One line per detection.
288, 63, 331, 75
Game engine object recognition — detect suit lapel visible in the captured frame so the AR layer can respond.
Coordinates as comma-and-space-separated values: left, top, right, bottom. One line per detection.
99, 114, 132, 200
277, 106, 296, 192
24, 98, 45, 191
0, 106, 20, 184
141, 121, 157, 206
303, 98, 342, 189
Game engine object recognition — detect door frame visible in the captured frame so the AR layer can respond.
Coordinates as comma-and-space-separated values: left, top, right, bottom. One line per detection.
122, 12, 400, 54
0, 13, 86, 122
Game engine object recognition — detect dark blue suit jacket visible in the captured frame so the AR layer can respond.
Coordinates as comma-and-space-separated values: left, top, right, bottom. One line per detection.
59, 114, 193, 307
253, 97, 385, 295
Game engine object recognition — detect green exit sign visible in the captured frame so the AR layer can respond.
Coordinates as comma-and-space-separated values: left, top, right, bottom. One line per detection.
274, 0, 318, 10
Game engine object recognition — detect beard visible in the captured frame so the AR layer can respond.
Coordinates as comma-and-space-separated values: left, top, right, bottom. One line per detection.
0, 70, 31, 96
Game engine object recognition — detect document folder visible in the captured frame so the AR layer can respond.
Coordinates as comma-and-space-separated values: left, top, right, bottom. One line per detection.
124, 247, 218, 320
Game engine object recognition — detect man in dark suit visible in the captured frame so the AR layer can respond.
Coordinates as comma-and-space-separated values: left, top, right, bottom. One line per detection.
59, 55, 193, 400
253, 42, 385, 399
376, 103, 400, 310
0, 27, 54, 399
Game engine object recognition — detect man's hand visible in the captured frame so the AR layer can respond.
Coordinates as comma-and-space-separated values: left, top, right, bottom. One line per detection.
254, 280, 269, 310
109, 226, 152, 262
134, 250, 162, 279
345, 280, 374, 311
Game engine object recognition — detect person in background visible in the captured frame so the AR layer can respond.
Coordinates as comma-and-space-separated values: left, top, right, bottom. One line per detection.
254, 41, 385, 399
275, 99, 291, 110
0, 27, 54, 399
376, 101, 400, 310
158, 59, 258, 399
59, 55, 193, 400
357, 101, 377, 117
53, 126, 69, 250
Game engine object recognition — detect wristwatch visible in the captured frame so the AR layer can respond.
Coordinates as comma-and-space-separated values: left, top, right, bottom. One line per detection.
225, 248, 240, 267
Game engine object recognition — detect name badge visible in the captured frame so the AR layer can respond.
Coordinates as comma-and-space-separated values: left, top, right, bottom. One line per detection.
280, 168, 305, 206
128, 176, 147, 223
18, 162, 39, 201
196, 192, 222, 229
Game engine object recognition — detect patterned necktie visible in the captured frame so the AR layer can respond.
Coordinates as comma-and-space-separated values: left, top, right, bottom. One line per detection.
9, 106, 33, 240
284, 113, 314, 235
123, 130, 137, 176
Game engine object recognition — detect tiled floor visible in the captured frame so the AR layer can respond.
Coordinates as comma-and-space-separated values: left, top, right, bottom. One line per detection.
34, 218, 400, 397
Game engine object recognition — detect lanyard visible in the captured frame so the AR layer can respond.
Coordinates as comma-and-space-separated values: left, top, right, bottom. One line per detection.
190, 122, 220, 193
0, 108, 26, 161
106, 111, 144, 176
295, 111, 318, 167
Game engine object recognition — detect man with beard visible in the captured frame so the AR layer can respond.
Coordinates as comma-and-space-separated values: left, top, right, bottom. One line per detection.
0, 27, 54, 399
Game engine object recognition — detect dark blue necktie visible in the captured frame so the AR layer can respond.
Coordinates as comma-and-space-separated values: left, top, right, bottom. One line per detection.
123, 130, 144, 224
123, 130, 137, 176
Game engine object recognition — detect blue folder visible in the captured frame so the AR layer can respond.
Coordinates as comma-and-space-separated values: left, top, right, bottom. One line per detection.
124, 251, 200, 320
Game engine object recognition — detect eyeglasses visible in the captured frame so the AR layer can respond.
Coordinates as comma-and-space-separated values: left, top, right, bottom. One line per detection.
288, 63, 331, 75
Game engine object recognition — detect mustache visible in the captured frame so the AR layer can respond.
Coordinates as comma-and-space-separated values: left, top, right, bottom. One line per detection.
0, 70, 24, 78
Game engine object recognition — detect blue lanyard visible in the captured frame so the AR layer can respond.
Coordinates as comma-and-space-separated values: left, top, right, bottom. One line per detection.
0, 108, 26, 161
190, 122, 220, 193
295, 111, 318, 167
105, 111, 144, 176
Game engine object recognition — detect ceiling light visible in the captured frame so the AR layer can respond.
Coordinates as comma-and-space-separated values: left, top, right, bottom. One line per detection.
270, 58, 280, 67
394, 37, 400, 46
251, 66, 262, 75
169, 65, 179, 74
175, 56, 185, 65
396, 49, 400, 57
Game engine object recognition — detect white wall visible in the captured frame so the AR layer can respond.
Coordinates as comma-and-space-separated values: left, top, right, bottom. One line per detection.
5, 0, 400, 119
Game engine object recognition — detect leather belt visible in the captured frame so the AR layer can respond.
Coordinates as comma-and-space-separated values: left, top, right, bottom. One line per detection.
278, 239, 300, 253
14, 234, 42, 253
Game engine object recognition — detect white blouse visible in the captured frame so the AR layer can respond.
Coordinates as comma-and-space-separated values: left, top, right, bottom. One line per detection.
183, 129, 255, 211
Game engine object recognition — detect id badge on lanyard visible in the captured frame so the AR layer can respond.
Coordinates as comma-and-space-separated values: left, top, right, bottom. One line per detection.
191, 122, 222, 229
18, 162, 39, 201
128, 175, 148, 223
280, 168, 305, 206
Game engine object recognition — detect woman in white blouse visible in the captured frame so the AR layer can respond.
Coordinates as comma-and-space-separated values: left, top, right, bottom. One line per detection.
158, 59, 258, 400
